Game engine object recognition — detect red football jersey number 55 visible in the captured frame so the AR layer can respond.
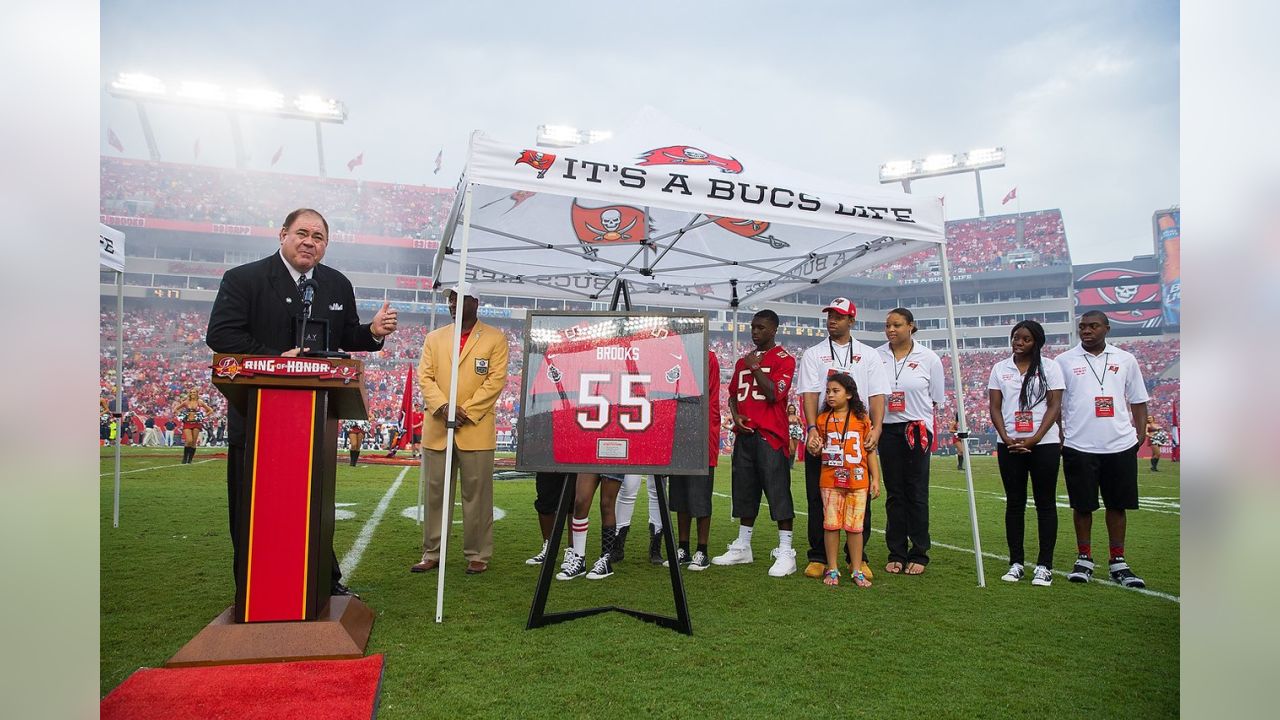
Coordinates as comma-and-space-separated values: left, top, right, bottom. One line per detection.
576, 373, 652, 431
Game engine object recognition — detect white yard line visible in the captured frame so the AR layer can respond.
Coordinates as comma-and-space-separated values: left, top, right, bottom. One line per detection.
712, 489, 1179, 603
929, 483, 1181, 516
99, 458, 215, 476
340, 466, 409, 580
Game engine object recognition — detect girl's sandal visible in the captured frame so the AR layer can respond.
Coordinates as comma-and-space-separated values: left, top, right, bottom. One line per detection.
853, 572, 872, 588
823, 569, 840, 587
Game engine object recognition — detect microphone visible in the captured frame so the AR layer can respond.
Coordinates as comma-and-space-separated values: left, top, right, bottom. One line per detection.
300, 277, 318, 318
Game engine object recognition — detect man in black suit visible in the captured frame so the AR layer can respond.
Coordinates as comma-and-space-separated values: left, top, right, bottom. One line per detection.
206, 207, 399, 597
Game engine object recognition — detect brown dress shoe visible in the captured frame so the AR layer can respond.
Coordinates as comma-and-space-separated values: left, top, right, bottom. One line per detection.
410, 558, 439, 573
465, 561, 488, 575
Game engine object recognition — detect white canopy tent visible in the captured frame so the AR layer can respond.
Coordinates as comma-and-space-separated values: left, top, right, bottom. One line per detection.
427, 109, 984, 620
101, 223, 126, 528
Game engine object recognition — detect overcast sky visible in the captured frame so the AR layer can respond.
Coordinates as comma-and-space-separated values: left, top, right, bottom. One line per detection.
100, 1, 1178, 264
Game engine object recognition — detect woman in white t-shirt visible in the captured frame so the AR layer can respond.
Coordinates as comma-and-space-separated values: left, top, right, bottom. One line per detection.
987, 320, 1065, 587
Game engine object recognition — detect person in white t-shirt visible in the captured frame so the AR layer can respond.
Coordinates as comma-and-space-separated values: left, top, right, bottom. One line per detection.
987, 320, 1064, 587
876, 308, 946, 576
1056, 311, 1149, 589
796, 298, 888, 580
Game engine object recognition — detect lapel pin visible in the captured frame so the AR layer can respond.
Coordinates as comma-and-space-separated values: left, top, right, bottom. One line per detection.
286, 297, 293, 304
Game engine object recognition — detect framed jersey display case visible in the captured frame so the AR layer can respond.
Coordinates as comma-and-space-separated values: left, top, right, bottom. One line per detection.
516, 312, 708, 475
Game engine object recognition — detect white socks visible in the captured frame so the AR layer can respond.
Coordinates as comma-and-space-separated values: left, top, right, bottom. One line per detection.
571, 516, 589, 557
738, 525, 754, 544
779, 530, 793, 551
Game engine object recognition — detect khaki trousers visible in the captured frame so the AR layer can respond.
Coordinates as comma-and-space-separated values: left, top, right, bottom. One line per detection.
422, 447, 495, 563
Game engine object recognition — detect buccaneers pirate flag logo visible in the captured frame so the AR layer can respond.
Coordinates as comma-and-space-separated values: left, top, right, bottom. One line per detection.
707, 215, 790, 249
515, 150, 556, 178
571, 200, 648, 254
637, 145, 743, 174
1075, 268, 1163, 328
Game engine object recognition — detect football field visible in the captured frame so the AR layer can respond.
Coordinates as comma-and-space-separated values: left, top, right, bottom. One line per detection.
101, 448, 1179, 718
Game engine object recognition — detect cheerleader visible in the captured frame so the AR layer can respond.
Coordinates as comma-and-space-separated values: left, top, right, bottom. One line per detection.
172, 389, 215, 464
347, 420, 366, 466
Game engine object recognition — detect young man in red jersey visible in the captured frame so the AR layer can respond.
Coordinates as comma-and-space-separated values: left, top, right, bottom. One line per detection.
713, 310, 799, 577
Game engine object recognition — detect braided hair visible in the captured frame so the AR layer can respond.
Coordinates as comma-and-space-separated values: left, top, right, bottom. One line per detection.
1012, 320, 1048, 411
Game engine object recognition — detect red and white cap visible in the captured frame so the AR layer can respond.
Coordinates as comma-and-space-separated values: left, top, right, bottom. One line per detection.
822, 297, 857, 317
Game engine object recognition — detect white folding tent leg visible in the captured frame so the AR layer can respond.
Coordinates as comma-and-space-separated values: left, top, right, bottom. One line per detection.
436, 181, 477, 623
729, 305, 739, 520
939, 243, 985, 587
113, 270, 124, 528
419, 287, 440, 527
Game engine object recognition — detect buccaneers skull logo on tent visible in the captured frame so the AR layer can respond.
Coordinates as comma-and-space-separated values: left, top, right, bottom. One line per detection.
515, 150, 556, 178
571, 200, 648, 252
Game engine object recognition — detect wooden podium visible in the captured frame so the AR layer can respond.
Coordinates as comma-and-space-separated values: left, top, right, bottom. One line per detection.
166, 354, 374, 667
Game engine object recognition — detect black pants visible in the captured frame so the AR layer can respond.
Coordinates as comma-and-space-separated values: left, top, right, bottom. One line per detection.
228, 445, 341, 589
996, 443, 1061, 568
880, 423, 931, 566
805, 451, 871, 565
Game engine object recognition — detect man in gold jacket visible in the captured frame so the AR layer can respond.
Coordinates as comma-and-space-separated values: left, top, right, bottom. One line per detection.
411, 283, 509, 575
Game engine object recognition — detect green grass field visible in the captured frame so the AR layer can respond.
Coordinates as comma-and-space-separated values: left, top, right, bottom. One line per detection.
101, 447, 1179, 718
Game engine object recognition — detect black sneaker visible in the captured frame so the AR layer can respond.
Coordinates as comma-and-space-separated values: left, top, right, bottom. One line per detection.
688, 550, 710, 571
556, 549, 586, 581
1067, 554, 1094, 583
1108, 557, 1146, 588
662, 547, 690, 568
586, 553, 614, 580
613, 525, 629, 563
525, 540, 549, 566
648, 523, 664, 564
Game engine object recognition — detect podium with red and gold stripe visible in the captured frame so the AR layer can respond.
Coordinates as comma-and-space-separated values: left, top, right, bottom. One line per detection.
211, 354, 368, 623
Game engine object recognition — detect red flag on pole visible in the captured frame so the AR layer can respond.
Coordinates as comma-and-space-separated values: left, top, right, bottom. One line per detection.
1001, 187, 1017, 205
271, 145, 284, 166
434, 149, 443, 174
107, 128, 124, 153
347, 152, 364, 172
397, 366, 414, 449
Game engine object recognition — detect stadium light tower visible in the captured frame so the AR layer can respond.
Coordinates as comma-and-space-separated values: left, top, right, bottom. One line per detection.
879, 147, 1005, 217
107, 72, 348, 176
535, 124, 613, 148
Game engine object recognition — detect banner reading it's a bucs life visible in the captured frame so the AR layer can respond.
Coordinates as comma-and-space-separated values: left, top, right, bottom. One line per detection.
476, 134, 944, 242
517, 312, 709, 476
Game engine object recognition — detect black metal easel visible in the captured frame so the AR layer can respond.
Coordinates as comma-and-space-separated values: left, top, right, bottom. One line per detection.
525, 279, 693, 635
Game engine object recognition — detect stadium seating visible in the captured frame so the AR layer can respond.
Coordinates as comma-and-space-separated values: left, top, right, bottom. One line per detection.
100, 157, 454, 239
103, 305, 1178, 454
867, 210, 1071, 280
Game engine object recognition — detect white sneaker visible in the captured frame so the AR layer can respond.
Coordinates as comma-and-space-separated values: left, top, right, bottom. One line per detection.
711, 538, 754, 566
1031, 565, 1053, 586
767, 547, 797, 577
1001, 563, 1025, 582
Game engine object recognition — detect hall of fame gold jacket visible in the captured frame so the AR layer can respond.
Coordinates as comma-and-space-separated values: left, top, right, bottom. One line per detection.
417, 320, 510, 451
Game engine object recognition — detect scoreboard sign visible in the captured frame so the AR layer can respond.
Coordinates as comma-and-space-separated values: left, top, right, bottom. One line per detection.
516, 312, 708, 476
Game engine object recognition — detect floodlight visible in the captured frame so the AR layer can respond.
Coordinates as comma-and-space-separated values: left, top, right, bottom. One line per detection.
177, 81, 226, 104
584, 130, 613, 144
921, 153, 958, 173
536, 124, 612, 148
110, 72, 165, 96
236, 88, 284, 111
879, 160, 915, 181
294, 95, 345, 120
964, 147, 1005, 167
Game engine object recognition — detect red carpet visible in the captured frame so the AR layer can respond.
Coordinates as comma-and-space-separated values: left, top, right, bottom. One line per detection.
101, 654, 384, 720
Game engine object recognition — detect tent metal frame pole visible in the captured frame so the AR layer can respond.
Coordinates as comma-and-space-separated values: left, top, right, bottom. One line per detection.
729, 278, 739, 520
113, 270, 124, 528
419, 285, 440, 527
435, 181, 477, 624
938, 243, 985, 587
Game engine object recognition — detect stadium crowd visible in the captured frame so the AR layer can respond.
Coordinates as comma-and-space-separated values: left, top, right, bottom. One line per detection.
868, 210, 1071, 279
101, 305, 1179, 456
100, 157, 453, 239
